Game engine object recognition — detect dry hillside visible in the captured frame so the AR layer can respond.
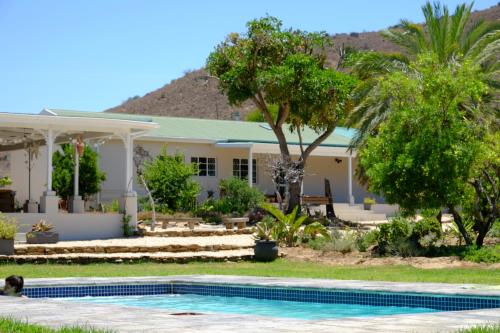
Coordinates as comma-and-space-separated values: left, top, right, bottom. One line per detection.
106, 4, 499, 120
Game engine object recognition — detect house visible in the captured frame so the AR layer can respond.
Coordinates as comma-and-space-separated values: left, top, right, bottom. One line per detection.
0, 109, 393, 240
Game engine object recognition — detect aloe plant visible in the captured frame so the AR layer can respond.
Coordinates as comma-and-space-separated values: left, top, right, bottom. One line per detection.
261, 203, 308, 247
303, 222, 331, 241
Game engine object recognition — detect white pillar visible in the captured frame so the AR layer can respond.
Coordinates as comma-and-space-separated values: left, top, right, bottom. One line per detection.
120, 132, 137, 230
40, 129, 59, 213
348, 154, 354, 205
74, 145, 79, 197
248, 145, 253, 188
71, 143, 85, 213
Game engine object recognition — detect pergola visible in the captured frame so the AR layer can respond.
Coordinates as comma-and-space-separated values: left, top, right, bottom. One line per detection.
0, 112, 158, 224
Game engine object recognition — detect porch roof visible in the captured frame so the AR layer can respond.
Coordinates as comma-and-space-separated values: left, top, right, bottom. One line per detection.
0, 111, 158, 151
45, 109, 356, 148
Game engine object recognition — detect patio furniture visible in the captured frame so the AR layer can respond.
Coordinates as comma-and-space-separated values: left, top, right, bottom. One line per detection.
223, 217, 249, 230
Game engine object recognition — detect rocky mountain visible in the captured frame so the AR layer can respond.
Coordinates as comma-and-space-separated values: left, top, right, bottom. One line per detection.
106, 4, 499, 120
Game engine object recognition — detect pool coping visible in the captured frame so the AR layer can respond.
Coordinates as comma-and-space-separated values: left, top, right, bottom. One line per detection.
1, 275, 499, 333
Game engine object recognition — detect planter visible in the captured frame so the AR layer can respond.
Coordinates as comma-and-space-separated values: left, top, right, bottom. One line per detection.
26, 231, 59, 244
363, 203, 372, 210
254, 240, 278, 262
0, 239, 14, 255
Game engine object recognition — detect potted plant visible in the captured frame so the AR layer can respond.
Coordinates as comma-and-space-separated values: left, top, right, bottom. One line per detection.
253, 216, 278, 262
0, 213, 17, 255
363, 197, 376, 210
26, 219, 59, 244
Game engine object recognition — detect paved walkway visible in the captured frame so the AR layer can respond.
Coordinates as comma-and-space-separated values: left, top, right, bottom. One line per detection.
1, 276, 499, 333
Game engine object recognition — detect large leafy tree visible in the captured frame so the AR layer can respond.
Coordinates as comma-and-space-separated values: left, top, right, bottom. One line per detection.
360, 54, 494, 246
143, 147, 201, 212
348, 1, 499, 148
52, 144, 106, 201
207, 16, 357, 212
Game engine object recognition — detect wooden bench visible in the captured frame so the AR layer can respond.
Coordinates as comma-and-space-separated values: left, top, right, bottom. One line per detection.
302, 195, 330, 205
223, 217, 249, 230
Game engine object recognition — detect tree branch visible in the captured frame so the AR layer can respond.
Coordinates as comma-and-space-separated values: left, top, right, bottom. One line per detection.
302, 125, 335, 162
296, 125, 305, 156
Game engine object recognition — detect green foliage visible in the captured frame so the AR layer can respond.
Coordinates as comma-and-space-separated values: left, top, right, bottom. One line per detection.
455, 324, 500, 333
218, 177, 265, 215
261, 203, 307, 247
52, 144, 106, 200
357, 229, 378, 252
143, 147, 200, 212
245, 105, 278, 122
0, 317, 115, 333
303, 222, 330, 241
122, 214, 132, 237
254, 216, 275, 241
360, 54, 487, 214
194, 199, 223, 224
376, 217, 414, 256
363, 197, 376, 205
0, 176, 12, 188
347, 1, 499, 148
411, 218, 443, 247
462, 244, 500, 264
0, 213, 17, 240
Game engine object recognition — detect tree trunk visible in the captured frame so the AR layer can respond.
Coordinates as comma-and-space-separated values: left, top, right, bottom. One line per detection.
448, 206, 473, 246
325, 178, 336, 220
475, 230, 486, 248
287, 181, 302, 214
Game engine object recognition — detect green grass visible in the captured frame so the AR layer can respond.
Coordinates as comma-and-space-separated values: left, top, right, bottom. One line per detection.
1, 259, 499, 284
455, 324, 500, 333
0, 317, 113, 333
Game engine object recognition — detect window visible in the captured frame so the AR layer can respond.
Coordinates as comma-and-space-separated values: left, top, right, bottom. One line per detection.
233, 158, 257, 184
191, 157, 216, 176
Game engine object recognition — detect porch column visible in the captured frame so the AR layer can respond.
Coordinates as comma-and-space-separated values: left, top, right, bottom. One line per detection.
120, 132, 137, 229
348, 154, 354, 205
71, 143, 85, 213
40, 129, 59, 213
248, 145, 253, 188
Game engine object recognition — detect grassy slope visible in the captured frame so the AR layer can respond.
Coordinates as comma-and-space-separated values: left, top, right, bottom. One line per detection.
0, 318, 112, 333
1, 259, 499, 284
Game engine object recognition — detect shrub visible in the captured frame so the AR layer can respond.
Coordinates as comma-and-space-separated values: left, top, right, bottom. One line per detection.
376, 217, 414, 256
143, 148, 200, 212
357, 229, 378, 252
261, 203, 307, 247
0, 213, 17, 240
218, 177, 264, 215
462, 245, 500, 263
52, 144, 106, 200
410, 217, 442, 247
194, 199, 223, 224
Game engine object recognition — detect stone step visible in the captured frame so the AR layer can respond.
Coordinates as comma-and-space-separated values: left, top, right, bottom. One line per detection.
3, 249, 256, 264
14, 243, 254, 255
140, 228, 253, 237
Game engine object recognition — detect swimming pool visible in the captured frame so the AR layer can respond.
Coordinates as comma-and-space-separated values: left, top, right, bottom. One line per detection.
24, 282, 500, 320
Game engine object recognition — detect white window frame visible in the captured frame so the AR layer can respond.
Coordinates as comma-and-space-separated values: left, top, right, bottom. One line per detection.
191, 156, 217, 177
233, 158, 257, 184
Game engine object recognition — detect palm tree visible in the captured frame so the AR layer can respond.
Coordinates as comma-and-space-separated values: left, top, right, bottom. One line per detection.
347, 1, 499, 148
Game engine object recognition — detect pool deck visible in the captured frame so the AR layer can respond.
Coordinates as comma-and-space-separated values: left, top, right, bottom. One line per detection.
1, 275, 499, 333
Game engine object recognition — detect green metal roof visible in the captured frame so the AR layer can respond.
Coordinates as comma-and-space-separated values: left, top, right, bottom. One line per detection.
46, 109, 355, 147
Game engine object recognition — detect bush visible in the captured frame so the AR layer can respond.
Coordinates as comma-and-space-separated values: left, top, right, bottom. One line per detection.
143, 148, 200, 212
218, 177, 264, 215
194, 199, 223, 224
410, 217, 442, 247
0, 213, 17, 240
52, 144, 106, 200
462, 245, 500, 263
308, 229, 357, 254
357, 229, 378, 252
376, 217, 412, 255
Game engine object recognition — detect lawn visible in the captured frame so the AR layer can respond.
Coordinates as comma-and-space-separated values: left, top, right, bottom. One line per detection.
0, 318, 112, 333
1, 259, 499, 284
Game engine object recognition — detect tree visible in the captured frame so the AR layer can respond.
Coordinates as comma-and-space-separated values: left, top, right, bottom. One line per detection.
360, 54, 490, 246
142, 147, 200, 212
207, 16, 357, 212
52, 143, 106, 201
347, 1, 499, 148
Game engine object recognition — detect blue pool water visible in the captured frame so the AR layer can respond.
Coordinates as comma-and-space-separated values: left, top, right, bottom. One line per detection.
65, 294, 437, 320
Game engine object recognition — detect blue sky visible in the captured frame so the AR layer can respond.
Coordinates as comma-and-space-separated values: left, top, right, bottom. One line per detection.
0, 0, 497, 114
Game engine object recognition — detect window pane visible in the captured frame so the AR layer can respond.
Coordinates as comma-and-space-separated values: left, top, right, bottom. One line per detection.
199, 157, 206, 164
208, 158, 215, 164
191, 157, 197, 163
